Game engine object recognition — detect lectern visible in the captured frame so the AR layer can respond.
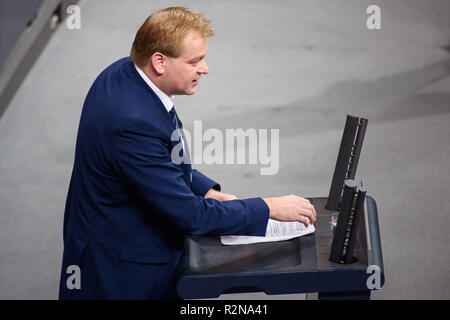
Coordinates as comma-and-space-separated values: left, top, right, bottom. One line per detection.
176, 115, 385, 300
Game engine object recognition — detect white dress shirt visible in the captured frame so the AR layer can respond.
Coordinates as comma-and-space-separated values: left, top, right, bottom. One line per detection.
134, 64, 174, 113
134, 64, 187, 162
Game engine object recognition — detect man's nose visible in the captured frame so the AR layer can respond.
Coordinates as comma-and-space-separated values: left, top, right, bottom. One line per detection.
198, 60, 209, 74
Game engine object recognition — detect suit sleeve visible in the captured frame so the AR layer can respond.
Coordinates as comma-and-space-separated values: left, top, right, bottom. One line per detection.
191, 169, 221, 196
113, 119, 269, 236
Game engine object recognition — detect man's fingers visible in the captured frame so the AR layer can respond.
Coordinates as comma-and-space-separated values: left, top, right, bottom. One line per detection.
295, 198, 316, 219
297, 203, 316, 222
298, 215, 310, 227
299, 207, 316, 223
307, 203, 317, 219
268, 195, 317, 223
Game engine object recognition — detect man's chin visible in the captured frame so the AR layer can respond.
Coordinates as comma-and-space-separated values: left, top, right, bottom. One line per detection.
185, 88, 197, 95
172, 88, 197, 96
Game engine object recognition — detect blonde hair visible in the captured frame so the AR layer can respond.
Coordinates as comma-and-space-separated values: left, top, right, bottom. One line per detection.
130, 7, 215, 67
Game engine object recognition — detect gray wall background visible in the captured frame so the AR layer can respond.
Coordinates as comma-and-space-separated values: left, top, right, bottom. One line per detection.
0, 0, 449, 299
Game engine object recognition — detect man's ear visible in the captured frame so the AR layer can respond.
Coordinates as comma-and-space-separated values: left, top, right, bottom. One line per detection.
151, 52, 166, 75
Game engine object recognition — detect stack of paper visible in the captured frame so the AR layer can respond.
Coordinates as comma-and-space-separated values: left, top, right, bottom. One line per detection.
221, 219, 315, 245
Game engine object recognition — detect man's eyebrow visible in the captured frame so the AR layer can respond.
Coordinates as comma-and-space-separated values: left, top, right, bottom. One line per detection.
188, 55, 206, 63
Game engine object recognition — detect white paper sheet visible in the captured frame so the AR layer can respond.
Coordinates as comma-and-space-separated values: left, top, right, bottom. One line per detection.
220, 219, 315, 245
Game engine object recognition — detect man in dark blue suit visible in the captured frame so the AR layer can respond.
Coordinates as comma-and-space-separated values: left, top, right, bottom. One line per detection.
59, 7, 316, 299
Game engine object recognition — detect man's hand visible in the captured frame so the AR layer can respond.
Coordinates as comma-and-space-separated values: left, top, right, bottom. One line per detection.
204, 188, 238, 201
263, 195, 317, 226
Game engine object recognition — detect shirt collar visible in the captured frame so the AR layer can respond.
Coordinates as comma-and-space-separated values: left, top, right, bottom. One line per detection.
134, 63, 174, 113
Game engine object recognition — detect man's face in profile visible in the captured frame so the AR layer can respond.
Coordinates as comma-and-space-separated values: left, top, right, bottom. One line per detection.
165, 31, 209, 96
